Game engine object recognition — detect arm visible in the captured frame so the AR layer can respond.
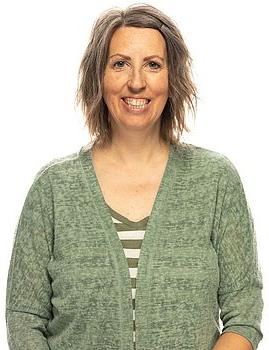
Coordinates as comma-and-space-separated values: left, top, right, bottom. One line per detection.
214, 157, 264, 350
5, 171, 53, 349
213, 332, 253, 350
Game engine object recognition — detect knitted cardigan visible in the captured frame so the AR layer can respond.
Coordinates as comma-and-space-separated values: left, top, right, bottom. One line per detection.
5, 142, 264, 350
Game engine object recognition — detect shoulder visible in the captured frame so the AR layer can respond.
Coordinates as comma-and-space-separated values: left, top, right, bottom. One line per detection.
174, 142, 242, 181
36, 148, 82, 178
29, 147, 84, 192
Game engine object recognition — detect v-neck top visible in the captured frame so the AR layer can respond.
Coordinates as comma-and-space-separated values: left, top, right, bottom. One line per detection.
5, 142, 264, 350
106, 203, 150, 225
106, 202, 149, 348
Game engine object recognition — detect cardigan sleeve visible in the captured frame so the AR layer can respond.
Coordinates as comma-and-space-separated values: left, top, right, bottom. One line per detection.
216, 156, 264, 350
5, 170, 53, 349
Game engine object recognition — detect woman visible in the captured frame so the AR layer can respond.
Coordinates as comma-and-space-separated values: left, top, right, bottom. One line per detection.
5, 4, 263, 350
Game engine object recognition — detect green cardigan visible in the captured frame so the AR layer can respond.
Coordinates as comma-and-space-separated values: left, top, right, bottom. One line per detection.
5, 142, 264, 350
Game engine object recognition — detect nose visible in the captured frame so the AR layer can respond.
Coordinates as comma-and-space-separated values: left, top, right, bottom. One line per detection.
127, 67, 147, 91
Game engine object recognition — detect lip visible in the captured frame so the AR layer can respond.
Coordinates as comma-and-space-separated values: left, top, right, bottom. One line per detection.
122, 96, 151, 101
120, 98, 151, 114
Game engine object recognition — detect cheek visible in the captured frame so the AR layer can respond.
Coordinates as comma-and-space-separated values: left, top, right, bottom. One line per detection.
155, 82, 169, 99
149, 73, 169, 95
104, 68, 128, 83
103, 74, 125, 98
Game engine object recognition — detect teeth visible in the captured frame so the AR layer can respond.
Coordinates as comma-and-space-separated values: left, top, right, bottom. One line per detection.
123, 97, 149, 106
126, 104, 147, 110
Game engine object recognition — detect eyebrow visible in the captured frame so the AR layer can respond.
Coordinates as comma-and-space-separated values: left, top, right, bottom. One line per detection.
109, 53, 165, 62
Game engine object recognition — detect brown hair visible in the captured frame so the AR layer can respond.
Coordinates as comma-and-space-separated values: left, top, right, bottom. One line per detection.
75, 3, 198, 149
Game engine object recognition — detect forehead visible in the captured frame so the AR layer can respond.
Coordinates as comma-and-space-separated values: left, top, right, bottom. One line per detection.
108, 27, 167, 57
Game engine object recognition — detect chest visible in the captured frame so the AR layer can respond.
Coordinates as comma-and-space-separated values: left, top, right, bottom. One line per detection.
92, 157, 167, 222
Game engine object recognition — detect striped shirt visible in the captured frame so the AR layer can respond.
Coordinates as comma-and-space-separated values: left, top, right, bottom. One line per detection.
107, 204, 149, 349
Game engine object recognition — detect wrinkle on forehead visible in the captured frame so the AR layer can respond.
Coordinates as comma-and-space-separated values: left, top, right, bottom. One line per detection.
108, 27, 167, 62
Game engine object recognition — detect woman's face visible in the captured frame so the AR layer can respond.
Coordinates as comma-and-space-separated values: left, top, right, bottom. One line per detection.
103, 26, 169, 132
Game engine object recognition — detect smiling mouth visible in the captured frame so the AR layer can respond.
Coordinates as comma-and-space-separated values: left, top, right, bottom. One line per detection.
121, 97, 151, 106
121, 98, 151, 111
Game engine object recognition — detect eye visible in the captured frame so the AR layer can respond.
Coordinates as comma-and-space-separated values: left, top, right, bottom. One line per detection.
113, 60, 125, 68
148, 61, 161, 69
112, 60, 161, 70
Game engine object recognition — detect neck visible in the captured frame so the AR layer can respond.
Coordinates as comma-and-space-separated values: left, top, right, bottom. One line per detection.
93, 138, 170, 172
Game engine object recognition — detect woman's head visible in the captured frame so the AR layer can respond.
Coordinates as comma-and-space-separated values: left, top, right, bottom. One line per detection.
103, 26, 169, 144
75, 3, 198, 149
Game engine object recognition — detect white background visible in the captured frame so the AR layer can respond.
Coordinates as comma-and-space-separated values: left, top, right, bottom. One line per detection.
0, 0, 268, 348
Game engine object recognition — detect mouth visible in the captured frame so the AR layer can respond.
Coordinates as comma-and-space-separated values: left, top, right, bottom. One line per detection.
121, 97, 151, 103
120, 97, 152, 113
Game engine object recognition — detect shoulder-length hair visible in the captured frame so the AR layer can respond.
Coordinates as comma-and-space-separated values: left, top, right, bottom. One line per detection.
75, 3, 198, 149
